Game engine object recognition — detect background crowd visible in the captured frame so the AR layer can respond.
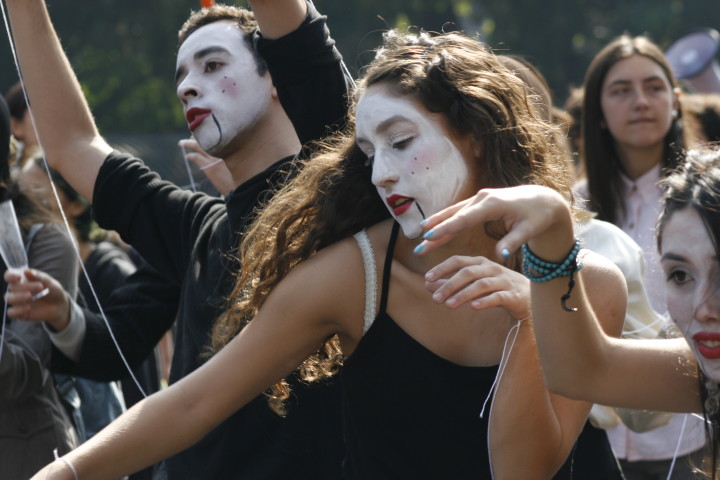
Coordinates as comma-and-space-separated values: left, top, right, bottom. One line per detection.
1, 1, 720, 480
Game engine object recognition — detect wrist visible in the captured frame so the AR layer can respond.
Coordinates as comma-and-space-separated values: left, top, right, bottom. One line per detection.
46, 294, 71, 332
527, 201, 574, 262
53, 449, 79, 480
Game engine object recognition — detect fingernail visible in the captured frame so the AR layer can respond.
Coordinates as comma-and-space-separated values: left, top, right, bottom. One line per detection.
31, 288, 50, 301
419, 219, 428, 226
425, 271, 436, 281
446, 297, 457, 307
423, 229, 435, 239
501, 248, 510, 261
432, 291, 444, 302
413, 243, 425, 254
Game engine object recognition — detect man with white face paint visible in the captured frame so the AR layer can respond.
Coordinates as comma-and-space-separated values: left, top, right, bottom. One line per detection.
3, 0, 351, 479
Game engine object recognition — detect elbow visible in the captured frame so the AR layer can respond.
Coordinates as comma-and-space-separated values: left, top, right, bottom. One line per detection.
542, 368, 593, 402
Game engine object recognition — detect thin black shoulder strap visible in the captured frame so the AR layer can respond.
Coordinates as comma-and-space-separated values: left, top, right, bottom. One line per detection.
379, 222, 400, 314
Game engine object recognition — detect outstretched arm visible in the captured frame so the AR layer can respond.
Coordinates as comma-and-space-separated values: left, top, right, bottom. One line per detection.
6, 0, 111, 201
29, 239, 361, 480
417, 185, 700, 412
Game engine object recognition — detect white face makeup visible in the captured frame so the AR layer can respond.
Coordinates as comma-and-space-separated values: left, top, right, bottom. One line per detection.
175, 21, 272, 156
661, 207, 720, 381
355, 84, 473, 239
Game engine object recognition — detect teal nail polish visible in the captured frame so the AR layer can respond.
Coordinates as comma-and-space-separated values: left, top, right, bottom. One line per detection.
423, 229, 435, 239
501, 248, 510, 261
419, 219, 428, 226
413, 243, 425, 254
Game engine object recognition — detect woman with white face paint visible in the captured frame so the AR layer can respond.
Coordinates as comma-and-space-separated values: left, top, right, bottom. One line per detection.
34, 30, 625, 480
415, 147, 720, 479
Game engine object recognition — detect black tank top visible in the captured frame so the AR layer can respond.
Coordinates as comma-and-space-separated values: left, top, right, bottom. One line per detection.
341, 223, 500, 479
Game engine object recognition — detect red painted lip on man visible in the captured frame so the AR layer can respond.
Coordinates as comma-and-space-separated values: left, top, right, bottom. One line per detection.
386, 194, 414, 216
694, 332, 720, 359
186, 108, 212, 131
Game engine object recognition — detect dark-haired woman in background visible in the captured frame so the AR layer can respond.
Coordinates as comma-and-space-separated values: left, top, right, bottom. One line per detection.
576, 34, 705, 479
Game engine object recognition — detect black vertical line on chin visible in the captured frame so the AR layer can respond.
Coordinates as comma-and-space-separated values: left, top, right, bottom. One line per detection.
206, 113, 223, 151
416, 202, 426, 220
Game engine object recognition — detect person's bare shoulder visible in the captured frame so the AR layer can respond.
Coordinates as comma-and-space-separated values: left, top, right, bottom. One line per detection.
577, 248, 627, 337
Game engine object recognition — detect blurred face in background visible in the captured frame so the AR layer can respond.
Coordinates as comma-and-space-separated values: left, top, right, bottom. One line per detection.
600, 55, 677, 159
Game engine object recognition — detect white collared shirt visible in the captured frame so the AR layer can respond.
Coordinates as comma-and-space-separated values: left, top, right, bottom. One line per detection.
616, 165, 666, 315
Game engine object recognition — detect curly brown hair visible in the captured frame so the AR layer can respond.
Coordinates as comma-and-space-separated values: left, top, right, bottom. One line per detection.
211, 29, 573, 415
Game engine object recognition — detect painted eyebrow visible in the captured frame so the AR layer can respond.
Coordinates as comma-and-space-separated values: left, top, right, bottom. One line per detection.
175, 46, 232, 86
356, 115, 411, 144
661, 252, 687, 263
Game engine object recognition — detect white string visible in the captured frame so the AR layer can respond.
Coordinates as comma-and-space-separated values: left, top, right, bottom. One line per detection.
482, 318, 527, 480
180, 144, 197, 192
53, 448, 79, 480
622, 314, 667, 337
0, 0, 147, 398
479, 318, 527, 419
691, 412, 709, 423
665, 413, 688, 480
0, 285, 8, 365
199, 157, 224, 171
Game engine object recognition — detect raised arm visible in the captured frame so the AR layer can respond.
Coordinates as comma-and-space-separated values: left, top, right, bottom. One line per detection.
252, 0, 353, 146
248, 0, 308, 39
6, 0, 111, 200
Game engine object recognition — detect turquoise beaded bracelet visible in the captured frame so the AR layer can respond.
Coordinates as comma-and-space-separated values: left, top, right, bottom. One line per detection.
521, 240, 582, 282
522, 240, 582, 312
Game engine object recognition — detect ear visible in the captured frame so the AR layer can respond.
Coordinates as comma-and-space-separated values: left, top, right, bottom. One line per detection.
472, 137, 484, 159
672, 87, 681, 114
271, 86, 279, 100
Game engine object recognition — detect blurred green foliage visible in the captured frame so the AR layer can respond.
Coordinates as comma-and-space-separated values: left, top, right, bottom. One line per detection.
0, 0, 717, 133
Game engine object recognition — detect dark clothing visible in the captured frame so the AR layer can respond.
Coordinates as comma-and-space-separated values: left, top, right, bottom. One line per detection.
81, 242, 162, 410
51, 0, 350, 384
342, 223, 499, 479
255, 1, 350, 147
52, 4, 350, 479
1, 223, 79, 480
554, 421, 625, 479
79, 241, 137, 313
52, 262, 179, 381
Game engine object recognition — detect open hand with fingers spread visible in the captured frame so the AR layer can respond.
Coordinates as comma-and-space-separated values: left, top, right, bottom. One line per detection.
4, 267, 71, 332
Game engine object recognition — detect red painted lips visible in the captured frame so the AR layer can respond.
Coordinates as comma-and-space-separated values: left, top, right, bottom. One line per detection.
186, 108, 212, 131
386, 194, 414, 216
